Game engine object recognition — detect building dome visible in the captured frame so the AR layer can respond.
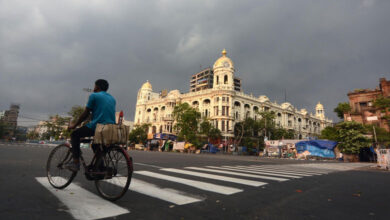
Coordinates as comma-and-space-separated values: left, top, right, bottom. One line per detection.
213, 49, 234, 69
141, 80, 152, 90
281, 102, 292, 109
258, 95, 270, 102
316, 102, 324, 109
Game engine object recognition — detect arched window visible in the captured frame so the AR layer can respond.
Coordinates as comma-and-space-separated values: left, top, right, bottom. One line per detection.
216, 76, 219, 84
224, 75, 228, 84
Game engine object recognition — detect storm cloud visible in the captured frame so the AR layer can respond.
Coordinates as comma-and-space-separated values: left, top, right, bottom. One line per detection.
1, 0, 389, 125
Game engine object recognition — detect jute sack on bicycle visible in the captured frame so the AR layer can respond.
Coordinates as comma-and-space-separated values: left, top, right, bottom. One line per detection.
94, 123, 130, 145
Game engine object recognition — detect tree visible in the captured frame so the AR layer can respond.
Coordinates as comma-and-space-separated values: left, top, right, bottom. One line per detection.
129, 123, 150, 145
364, 125, 390, 146
334, 102, 351, 119
374, 95, 390, 129
172, 103, 201, 146
42, 115, 71, 140
27, 130, 39, 140
319, 126, 338, 141
199, 119, 221, 141
336, 121, 370, 154
0, 121, 9, 139
68, 105, 90, 125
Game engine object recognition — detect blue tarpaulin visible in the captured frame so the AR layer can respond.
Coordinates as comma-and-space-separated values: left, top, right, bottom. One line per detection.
295, 140, 338, 158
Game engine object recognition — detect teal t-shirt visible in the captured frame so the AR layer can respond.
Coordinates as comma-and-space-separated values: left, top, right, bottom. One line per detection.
86, 91, 116, 130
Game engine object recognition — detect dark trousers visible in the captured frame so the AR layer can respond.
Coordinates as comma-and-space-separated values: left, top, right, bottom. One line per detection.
70, 126, 95, 159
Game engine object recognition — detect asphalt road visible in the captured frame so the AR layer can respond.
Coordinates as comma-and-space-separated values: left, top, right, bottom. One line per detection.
0, 142, 389, 220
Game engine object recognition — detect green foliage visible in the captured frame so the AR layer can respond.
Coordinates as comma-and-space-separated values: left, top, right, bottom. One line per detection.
320, 126, 339, 141
233, 111, 297, 149
129, 123, 150, 144
334, 102, 351, 119
336, 121, 370, 154
42, 115, 71, 140
364, 125, 390, 145
68, 105, 90, 125
27, 131, 39, 140
172, 103, 201, 146
374, 95, 390, 127
0, 121, 10, 139
199, 119, 221, 141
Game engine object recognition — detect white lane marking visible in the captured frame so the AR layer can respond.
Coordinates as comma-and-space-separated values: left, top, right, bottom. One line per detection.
135, 171, 243, 195
36, 177, 129, 220
249, 165, 329, 174
161, 168, 267, 187
127, 178, 202, 205
290, 163, 371, 171
246, 166, 326, 175
233, 166, 314, 176
221, 166, 306, 178
134, 162, 164, 169
191, 166, 289, 182
205, 166, 300, 179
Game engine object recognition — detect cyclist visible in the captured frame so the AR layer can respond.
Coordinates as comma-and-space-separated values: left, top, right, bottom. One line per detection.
66, 79, 116, 172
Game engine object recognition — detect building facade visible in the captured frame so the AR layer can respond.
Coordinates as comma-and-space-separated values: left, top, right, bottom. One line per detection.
2, 104, 20, 129
345, 78, 390, 131
134, 50, 333, 139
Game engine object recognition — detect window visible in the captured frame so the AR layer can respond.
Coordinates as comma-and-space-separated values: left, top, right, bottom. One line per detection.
222, 106, 225, 116
222, 120, 225, 131
224, 75, 228, 84
216, 120, 218, 129
226, 121, 229, 132
216, 76, 219, 84
222, 97, 225, 102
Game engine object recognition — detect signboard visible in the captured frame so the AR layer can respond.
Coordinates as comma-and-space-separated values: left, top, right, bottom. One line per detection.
366, 116, 378, 121
377, 149, 390, 170
173, 142, 185, 151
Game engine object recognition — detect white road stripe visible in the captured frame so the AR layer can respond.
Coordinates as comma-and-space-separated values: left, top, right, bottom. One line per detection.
161, 168, 267, 187
135, 171, 243, 195
249, 165, 330, 174
221, 166, 308, 178
128, 178, 203, 205
134, 162, 164, 169
191, 166, 289, 182
245, 166, 326, 175
233, 166, 315, 176
205, 166, 300, 179
36, 177, 129, 220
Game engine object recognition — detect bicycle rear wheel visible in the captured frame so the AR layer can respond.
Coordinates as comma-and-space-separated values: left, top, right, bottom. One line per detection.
95, 145, 133, 201
47, 144, 77, 189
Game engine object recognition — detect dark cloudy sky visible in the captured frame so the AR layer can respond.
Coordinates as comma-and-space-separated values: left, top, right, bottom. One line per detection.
1, 0, 389, 126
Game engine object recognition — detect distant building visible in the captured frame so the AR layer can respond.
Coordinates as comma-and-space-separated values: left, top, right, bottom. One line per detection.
345, 78, 390, 131
0, 111, 5, 120
134, 49, 332, 139
3, 104, 20, 129
190, 67, 242, 92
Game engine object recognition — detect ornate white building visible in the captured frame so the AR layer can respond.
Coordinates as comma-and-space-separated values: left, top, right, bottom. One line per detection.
134, 50, 333, 139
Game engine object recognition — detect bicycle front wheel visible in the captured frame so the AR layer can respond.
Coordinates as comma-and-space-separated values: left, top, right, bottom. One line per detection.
47, 144, 77, 189
95, 146, 133, 201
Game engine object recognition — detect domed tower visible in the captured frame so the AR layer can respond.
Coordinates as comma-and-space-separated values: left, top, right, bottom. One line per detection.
137, 80, 153, 104
213, 49, 235, 90
135, 81, 153, 124
315, 102, 325, 119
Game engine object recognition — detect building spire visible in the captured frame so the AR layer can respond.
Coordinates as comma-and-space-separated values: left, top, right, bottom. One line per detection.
222, 49, 227, 56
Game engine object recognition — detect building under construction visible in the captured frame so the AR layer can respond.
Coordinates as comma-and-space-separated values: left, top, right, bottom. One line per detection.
190, 68, 241, 92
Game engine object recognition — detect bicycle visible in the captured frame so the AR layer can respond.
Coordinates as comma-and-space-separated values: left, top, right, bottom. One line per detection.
46, 139, 133, 201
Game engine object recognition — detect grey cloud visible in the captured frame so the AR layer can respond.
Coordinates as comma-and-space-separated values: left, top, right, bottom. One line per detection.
1, 0, 389, 126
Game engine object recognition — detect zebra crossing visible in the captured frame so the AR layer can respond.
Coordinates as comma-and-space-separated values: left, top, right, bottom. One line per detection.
36, 162, 371, 220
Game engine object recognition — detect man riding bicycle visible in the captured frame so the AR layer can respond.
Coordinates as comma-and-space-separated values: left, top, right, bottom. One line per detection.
66, 79, 116, 172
